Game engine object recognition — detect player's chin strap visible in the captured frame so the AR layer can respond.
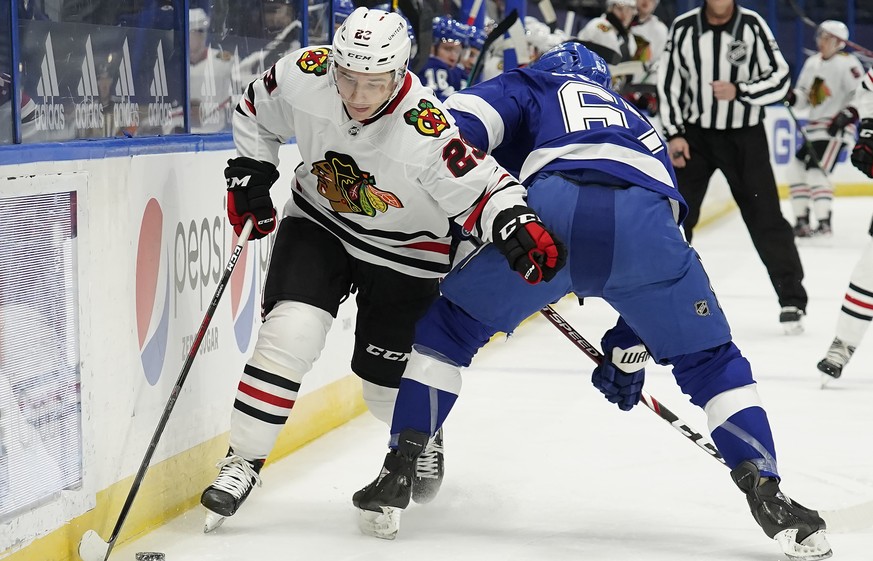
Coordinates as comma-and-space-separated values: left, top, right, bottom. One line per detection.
538, 303, 873, 534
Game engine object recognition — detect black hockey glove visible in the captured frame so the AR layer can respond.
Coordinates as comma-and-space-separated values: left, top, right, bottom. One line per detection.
591, 318, 649, 411
852, 119, 873, 179
225, 156, 280, 240
826, 106, 859, 137
492, 206, 566, 285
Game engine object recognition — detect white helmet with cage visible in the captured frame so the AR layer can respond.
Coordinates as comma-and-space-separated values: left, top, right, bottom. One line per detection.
817, 20, 849, 43
332, 7, 411, 75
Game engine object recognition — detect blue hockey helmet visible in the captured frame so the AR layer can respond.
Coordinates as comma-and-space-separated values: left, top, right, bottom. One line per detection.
432, 16, 468, 45
529, 41, 611, 89
467, 25, 488, 51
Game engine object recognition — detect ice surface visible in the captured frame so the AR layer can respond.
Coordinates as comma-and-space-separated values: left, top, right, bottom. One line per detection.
111, 198, 873, 561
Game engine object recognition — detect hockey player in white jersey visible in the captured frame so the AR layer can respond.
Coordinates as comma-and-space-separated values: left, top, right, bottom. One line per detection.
817, 67, 873, 384
784, 20, 864, 237
199, 7, 564, 531
577, 0, 638, 64
352, 42, 832, 560
629, 0, 668, 85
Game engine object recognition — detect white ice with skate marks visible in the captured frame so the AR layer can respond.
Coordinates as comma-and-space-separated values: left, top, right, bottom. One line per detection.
110, 198, 873, 561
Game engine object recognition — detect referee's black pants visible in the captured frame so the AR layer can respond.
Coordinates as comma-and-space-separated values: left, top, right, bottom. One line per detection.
675, 123, 807, 311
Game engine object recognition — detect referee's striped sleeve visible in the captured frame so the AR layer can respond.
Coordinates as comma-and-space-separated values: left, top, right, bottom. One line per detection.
658, 20, 687, 138
735, 13, 790, 105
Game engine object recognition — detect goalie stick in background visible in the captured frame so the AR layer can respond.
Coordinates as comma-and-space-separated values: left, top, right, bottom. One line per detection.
352, 41, 833, 561
196, 6, 562, 534
816, 67, 873, 386
783, 20, 864, 239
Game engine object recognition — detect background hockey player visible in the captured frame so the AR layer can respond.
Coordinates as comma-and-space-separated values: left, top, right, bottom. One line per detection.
419, 16, 469, 101
784, 20, 864, 238
577, 0, 638, 64
817, 67, 873, 383
351, 42, 832, 561
199, 7, 563, 532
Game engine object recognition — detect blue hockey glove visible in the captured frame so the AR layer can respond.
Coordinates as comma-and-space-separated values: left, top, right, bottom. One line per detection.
591, 318, 649, 411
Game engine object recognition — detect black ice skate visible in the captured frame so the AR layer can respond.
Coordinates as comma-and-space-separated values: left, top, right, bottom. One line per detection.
353, 429, 429, 539
793, 214, 813, 238
779, 306, 805, 336
817, 337, 855, 388
731, 461, 832, 560
200, 448, 264, 532
412, 426, 444, 504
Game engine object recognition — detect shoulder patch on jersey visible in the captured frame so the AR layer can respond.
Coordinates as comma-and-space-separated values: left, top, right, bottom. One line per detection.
597, 22, 612, 33
296, 48, 331, 76
310, 151, 403, 216
403, 99, 450, 138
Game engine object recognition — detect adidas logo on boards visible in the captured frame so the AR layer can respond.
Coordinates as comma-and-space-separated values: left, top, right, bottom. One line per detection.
74, 35, 105, 129
113, 38, 140, 127
147, 41, 173, 127
35, 32, 66, 130
198, 53, 221, 126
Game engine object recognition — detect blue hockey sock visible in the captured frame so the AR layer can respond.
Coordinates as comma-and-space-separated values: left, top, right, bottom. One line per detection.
711, 407, 778, 478
390, 377, 457, 448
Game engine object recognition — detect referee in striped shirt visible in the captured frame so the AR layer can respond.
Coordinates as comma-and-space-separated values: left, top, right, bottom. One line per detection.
658, 0, 808, 333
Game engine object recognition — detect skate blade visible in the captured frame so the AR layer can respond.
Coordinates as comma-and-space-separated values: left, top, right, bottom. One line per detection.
775, 529, 833, 561
820, 374, 835, 390
782, 321, 804, 336
78, 529, 110, 561
204, 510, 227, 533
357, 507, 401, 540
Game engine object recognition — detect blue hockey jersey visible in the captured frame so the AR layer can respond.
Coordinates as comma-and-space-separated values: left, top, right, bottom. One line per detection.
444, 68, 688, 223
419, 56, 468, 102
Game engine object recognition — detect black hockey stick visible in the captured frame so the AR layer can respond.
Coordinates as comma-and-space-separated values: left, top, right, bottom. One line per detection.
539, 303, 873, 533
784, 0, 873, 58
78, 219, 255, 561
468, 9, 519, 85
539, 304, 725, 463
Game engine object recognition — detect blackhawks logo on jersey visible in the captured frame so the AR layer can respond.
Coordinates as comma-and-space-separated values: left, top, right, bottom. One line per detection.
633, 35, 652, 62
404, 99, 450, 137
808, 77, 831, 107
297, 48, 330, 76
311, 151, 403, 216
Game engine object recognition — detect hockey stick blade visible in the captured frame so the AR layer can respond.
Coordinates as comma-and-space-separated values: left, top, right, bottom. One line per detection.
468, 10, 519, 85
78, 220, 254, 560
784, 0, 873, 58
539, 304, 873, 533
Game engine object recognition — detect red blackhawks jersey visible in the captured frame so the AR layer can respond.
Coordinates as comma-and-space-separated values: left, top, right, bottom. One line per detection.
232, 46, 527, 278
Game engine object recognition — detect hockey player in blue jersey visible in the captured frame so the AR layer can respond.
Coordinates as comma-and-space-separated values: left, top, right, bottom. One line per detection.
352, 42, 832, 561
419, 16, 469, 101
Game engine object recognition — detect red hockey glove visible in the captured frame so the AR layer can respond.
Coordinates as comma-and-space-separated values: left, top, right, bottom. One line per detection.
492, 206, 566, 284
225, 157, 280, 240
826, 106, 859, 137
852, 119, 873, 179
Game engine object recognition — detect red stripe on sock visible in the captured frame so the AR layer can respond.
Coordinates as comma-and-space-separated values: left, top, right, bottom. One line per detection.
845, 293, 873, 310
238, 381, 296, 409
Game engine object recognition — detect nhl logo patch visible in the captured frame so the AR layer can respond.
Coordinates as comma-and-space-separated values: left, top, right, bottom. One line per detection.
297, 48, 330, 76
695, 300, 711, 317
404, 99, 450, 137
726, 40, 749, 66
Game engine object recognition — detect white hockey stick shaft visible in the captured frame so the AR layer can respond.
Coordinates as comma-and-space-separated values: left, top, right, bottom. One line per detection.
78, 219, 254, 561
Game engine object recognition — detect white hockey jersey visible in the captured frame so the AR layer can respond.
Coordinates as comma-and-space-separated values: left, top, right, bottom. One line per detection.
189, 47, 237, 133
578, 15, 638, 63
232, 46, 527, 278
630, 15, 668, 84
791, 51, 864, 142
855, 68, 873, 120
